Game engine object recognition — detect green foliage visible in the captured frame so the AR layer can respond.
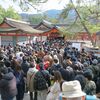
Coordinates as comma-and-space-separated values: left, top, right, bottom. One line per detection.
5, 6, 20, 19
43, 14, 59, 23
28, 13, 59, 24
59, 27, 75, 39
0, 6, 20, 23
59, 0, 100, 34
86, 23, 100, 33
0, 5, 6, 23
49, 18, 59, 24
59, 0, 100, 46
29, 14, 43, 24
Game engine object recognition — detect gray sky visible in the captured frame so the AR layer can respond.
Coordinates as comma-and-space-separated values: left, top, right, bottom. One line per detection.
0, 0, 68, 13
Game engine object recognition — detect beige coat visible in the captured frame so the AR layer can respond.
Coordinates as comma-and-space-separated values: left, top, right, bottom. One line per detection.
46, 81, 61, 100
27, 67, 38, 92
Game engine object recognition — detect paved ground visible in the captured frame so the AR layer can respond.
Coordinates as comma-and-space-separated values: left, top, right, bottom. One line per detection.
0, 93, 30, 100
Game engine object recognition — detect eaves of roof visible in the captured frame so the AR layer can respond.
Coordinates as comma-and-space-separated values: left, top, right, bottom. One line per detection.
0, 28, 19, 33
4, 18, 44, 34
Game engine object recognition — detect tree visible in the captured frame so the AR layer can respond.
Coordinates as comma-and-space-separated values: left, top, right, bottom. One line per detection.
27, 13, 59, 25
5, 6, 21, 19
59, 0, 100, 47
0, 6, 6, 23
0, 6, 20, 23
11, 0, 48, 11
28, 14, 43, 24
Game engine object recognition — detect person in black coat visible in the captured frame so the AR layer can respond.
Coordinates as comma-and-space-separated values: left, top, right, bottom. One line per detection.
58, 67, 70, 81
21, 56, 30, 77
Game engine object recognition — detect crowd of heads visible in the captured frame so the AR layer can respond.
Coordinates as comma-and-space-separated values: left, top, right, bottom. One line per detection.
0, 39, 100, 99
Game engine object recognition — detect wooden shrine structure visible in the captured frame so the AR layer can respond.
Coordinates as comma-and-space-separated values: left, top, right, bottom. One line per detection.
33, 20, 64, 40
0, 18, 44, 45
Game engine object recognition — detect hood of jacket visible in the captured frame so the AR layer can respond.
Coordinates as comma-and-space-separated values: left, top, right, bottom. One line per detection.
28, 67, 38, 74
2, 72, 14, 80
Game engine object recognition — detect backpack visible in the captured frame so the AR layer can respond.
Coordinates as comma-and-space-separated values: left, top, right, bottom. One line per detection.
89, 65, 99, 79
34, 71, 48, 91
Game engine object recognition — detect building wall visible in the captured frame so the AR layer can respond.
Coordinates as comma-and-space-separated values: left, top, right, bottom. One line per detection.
0, 36, 29, 46
36, 36, 47, 42
1, 36, 13, 46
75, 33, 96, 41
17, 36, 28, 44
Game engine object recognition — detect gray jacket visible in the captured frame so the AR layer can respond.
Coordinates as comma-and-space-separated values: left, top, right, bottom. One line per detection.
0, 72, 17, 99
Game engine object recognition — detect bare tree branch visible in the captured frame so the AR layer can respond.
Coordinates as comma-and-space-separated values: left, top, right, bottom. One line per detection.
24, 0, 38, 10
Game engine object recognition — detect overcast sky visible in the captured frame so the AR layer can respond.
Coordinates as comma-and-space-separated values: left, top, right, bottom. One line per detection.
0, 0, 68, 13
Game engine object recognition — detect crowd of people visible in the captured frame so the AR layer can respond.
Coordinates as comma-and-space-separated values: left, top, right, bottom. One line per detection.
0, 39, 100, 100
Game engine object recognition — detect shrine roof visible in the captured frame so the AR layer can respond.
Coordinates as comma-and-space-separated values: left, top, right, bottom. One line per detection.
0, 18, 44, 34
34, 20, 57, 29
0, 28, 19, 33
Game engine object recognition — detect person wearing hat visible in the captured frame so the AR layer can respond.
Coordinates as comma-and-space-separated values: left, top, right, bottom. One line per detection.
59, 80, 98, 100
59, 80, 86, 100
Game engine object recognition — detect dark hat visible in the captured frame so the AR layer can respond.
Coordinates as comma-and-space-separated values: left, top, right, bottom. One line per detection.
0, 54, 4, 61
83, 70, 93, 80
71, 57, 77, 62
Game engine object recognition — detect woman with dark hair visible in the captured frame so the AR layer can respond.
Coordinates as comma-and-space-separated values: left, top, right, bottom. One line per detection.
14, 64, 25, 100
46, 71, 63, 100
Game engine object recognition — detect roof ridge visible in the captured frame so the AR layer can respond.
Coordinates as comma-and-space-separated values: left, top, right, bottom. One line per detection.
42, 20, 52, 25
5, 17, 29, 24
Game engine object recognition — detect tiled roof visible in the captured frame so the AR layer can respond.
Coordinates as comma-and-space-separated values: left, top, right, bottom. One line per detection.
4, 18, 44, 34
34, 20, 56, 29
0, 28, 19, 33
